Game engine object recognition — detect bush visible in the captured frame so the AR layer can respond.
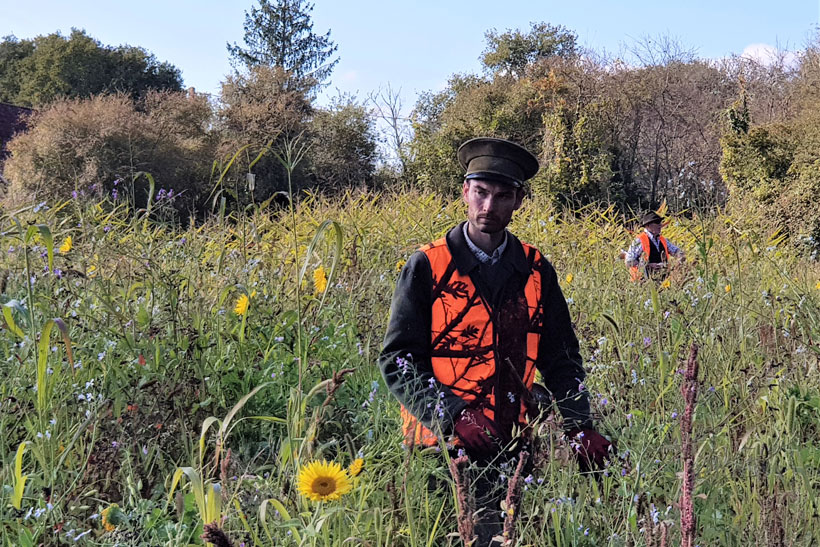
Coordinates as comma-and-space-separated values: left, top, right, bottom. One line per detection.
214, 65, 315, 206
305, 97, 379, 190
3, 91, 215, 213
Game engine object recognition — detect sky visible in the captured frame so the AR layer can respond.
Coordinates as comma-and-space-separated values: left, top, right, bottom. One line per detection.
1, 0, 818, 112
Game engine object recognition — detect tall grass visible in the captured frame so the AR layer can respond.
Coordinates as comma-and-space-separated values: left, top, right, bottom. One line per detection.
0, 185, 819, 545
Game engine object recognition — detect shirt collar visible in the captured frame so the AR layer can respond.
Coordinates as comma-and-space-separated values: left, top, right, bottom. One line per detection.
446, 222, 530, 276
463, 222, 508, 265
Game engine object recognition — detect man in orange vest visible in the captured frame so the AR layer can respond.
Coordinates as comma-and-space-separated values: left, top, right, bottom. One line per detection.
379, 137, 613, 546
624, 211, 685, 282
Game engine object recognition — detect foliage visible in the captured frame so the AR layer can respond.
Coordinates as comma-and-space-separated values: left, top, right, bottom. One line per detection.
720, 46, 820, 252
216, 65, 314, 203
305, 96, 379, 190
2, 91, 215, 214
481, 22, 578, 78
1, 181, 820, 545
408, 25, 740, 210
227, 0, 338, 91
408, 73, 542, 195
0, 29, 182, 108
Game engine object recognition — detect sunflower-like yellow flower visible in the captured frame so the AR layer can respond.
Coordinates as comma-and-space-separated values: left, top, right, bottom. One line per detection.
101, 503, 118, 532
565, 273, 573, 284
815, 281, 820, 290
313, 266, 328, 295
395, 259, 406, 273
297, 460, 352, 502
348, 458, 364, 478
59, 236, 73, 254
234, 293, 250, 316
725, 284, 732, 293
660, 278, 671, 289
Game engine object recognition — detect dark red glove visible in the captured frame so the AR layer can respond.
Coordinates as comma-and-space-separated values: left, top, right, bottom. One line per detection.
453, 408, 501, 458
568, 428, 614, 472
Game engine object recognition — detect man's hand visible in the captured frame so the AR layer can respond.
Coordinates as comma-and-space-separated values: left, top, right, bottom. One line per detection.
453, 408, 501, 458
568, 428, 614, 472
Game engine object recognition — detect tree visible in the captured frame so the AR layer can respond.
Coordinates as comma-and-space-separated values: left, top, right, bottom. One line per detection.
0, 30, 182, 107
306, 96, 378, 189
227, 0, 338, 90
481, 22, 577, 78
0, 36, 34, 104
217, 64, 315, 202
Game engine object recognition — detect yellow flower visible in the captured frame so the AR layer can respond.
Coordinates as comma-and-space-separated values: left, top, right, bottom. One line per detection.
234, 293, 249, 316
816, 281, 820, 290
313, 266, 328, 294
660, 278, 671, 289
565, 273, 573, 284
348, 458, 364, 477
725, 284, 732, 293
297, 460, 352, 502
101, 503, 118, 532
395, 259, 406, 272
59, 236, 72, 254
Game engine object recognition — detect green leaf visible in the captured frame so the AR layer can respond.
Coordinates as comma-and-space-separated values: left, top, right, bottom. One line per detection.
2, 302, 24, 338
36, 225, 54, 272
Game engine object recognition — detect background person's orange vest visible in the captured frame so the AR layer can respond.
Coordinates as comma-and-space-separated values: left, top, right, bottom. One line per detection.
401, 237, 544, 447
629, 232, 670, 282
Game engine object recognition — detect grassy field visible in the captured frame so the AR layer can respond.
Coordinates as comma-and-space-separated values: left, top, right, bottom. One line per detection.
1, 187, 819, 546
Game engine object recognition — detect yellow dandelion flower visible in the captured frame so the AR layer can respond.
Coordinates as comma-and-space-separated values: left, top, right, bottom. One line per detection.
234, 293, 250, 316
59, 236, 73, 254
313, 266, 328, 294
101, 503, 119, 532
565, 273, 573, 284
816, 281, 820, 290
348, 458, 364, 477
297, 460, 352, 502
396, 259, 406, 272
660, 278, 671, 289
725, 284, 732, 293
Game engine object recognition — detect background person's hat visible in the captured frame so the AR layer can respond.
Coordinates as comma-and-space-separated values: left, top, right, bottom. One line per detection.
640, 211, 664, 226
457, 137, 539, 187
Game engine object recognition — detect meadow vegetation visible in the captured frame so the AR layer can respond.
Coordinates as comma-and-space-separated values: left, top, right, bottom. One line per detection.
1, 181, 819, 546
2, 6, 820, 545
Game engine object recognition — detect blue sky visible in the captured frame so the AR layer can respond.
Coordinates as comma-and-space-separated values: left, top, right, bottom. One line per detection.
2, 0, 817, 111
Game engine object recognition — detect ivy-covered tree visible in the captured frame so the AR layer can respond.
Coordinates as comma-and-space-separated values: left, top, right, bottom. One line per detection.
227, 0, 338, 90
0, 30, 182, 107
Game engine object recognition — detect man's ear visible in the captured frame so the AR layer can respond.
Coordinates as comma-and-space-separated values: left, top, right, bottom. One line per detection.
462, 179, 470, 203
513, 188, 524, 210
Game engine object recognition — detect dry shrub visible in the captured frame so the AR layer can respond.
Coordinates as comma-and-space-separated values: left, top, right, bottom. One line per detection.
214, 65, 314, 202
3, 90, 216, 212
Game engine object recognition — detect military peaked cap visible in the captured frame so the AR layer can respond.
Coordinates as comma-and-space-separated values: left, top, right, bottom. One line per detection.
640, 211, 664, 226
457, 137, 539, 188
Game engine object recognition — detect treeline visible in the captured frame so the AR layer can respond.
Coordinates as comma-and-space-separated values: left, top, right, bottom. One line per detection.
1, 3, 819, 245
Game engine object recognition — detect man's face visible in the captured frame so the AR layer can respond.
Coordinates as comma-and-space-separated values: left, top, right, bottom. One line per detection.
645, 222, 662, 236
462, 179, 523, 234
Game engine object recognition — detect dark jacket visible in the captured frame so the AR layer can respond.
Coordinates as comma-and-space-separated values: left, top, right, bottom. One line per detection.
379, 222, 592, 437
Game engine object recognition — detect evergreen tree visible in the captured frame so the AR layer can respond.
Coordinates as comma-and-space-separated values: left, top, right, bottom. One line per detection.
227, 0, 338, 89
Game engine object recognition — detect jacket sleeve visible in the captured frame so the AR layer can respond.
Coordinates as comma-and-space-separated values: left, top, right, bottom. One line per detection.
378, 251, 467, 434
535, 259, 593, 431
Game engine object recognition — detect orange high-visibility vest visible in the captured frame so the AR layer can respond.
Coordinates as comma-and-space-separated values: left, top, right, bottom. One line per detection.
629, 232, 670, 282
400, 237, 544, 447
